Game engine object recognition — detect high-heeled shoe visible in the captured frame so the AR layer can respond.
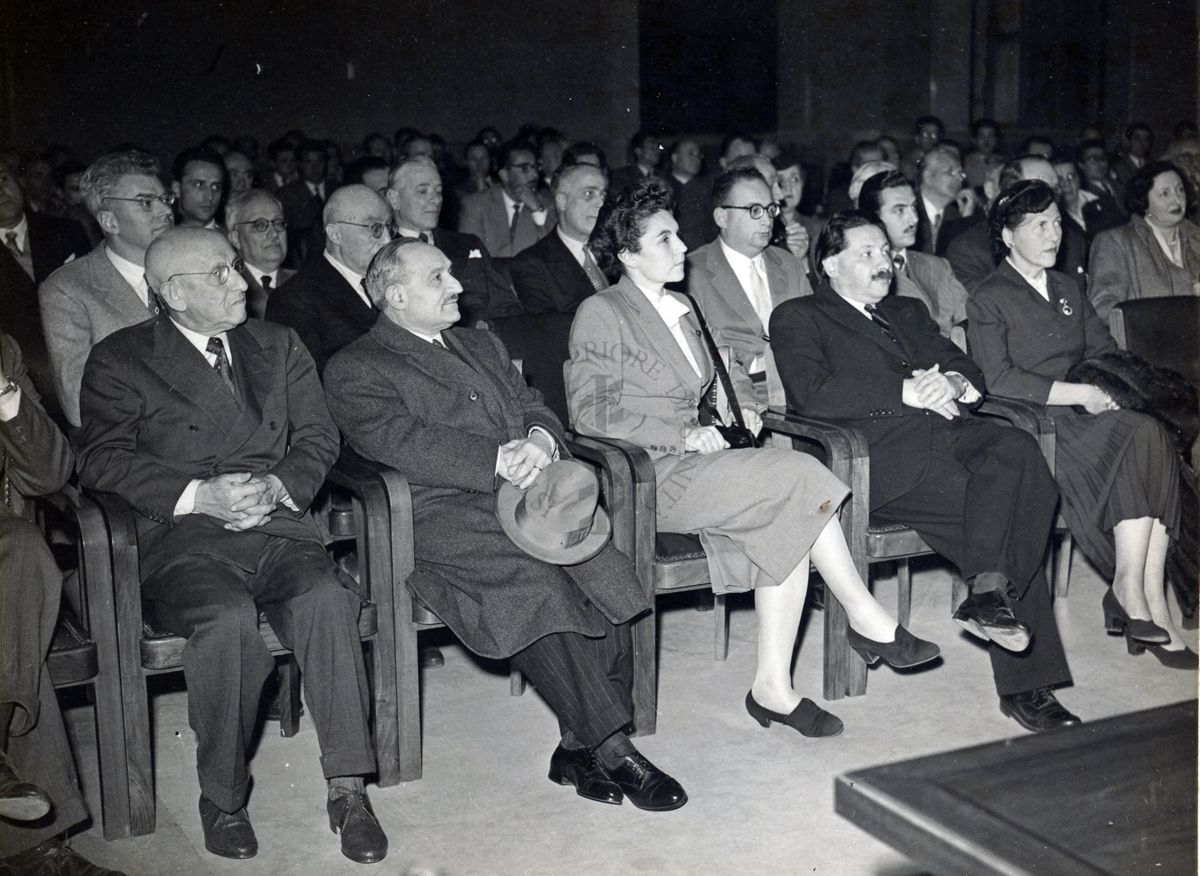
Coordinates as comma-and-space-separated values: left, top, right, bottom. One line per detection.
744, 692, 843, 737
1126, 637, 1199, 669
846, 624, 941, 669
1102, 590, 1170, 644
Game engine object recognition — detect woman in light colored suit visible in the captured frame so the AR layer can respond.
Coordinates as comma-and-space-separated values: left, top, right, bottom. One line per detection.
566, 181, 939, 737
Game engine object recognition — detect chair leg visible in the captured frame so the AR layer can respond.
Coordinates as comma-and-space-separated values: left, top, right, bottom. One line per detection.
712, 593, 729, 661
509, 669, 526, 696
897, 559, 912, 629
1054, 531, 1073, 598
629, 611, 657, 737
276, 659, 301, 738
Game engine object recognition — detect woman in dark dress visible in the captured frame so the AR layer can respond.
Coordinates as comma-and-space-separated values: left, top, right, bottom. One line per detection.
968, 180, 1190, 668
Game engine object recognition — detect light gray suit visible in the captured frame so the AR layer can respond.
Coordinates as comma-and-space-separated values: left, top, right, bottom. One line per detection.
895, 249, 969, 347
684, 240, 812, 407
38, 244, 157, 426
566, 276, 847, 594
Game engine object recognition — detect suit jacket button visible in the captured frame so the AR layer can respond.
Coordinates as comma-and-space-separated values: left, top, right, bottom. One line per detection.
469, 390, 479, 401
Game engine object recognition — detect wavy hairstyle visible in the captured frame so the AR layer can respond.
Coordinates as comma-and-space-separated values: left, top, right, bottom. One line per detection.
588, 178, 673, 280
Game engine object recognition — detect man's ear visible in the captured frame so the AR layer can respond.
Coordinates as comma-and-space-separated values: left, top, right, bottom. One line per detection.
96, 209, 119, 237
713, 205, 728, 231
821, 255, 839, 278
172, 180, 183, 199
157, 279, 183, 311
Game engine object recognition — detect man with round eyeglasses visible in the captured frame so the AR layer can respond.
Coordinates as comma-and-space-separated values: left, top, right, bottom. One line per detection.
38, 149, 176, 426
687, 166, 813, 407
226, 189, 294, 318
265, 184, 391, 374
75, 227, 387, 863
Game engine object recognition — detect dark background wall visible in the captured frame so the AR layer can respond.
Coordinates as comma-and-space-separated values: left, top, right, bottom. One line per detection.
1, 0, 1196, 166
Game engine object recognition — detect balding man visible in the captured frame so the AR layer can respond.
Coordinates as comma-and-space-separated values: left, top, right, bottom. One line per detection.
39, 150, 175, 426
226, 189, 293, 319
914, 144, 977, 255
325, 239, 687, 813
510, 163, 609, 314
386, 156, 520, 324
946, 156, 1089, 291
74, 227, 387, 863
265, 184, 390, 373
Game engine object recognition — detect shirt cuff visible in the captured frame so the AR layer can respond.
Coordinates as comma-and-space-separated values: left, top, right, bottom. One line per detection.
174, 478, 202, 518
0, 387, 22, 422
947, 371, 982, 404
527, 425, 560, 460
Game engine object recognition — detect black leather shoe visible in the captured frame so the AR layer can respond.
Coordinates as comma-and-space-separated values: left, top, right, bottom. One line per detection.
328, 790, 388, 864
953, 590, 1032, 652
420, 647, 445, 668
548, 745, 623, 805
604, 751, 687, 812
0, 750, 52, 821
847, 624, 941, 669
745, 691, 843, 737
0, 837, 126, 875
199, 795, 257, 859
999, 688, 1081, 732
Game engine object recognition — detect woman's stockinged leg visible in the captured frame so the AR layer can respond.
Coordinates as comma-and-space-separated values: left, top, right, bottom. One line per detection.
751, 559, 810, 714
1142, 519, 1188, 649
1113, 516, 1154, 618
809, 515, 897, 642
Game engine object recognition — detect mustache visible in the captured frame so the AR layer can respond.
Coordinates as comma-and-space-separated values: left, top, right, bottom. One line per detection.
872, 269, 894, 282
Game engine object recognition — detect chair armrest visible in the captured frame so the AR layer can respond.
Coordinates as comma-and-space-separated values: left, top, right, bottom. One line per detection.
762, 410, 870, 499
976, 397, 1056, 474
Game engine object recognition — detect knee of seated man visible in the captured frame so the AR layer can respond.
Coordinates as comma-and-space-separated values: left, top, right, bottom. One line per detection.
0, 518, 60, 597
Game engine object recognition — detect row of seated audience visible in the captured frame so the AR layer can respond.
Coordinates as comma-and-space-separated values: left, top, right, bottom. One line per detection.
1, 112, 1195, 871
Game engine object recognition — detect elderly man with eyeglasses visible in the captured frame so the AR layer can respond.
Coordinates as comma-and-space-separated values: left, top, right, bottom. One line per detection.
226, 189, 294, 318
914, 144, 979, 256
38, 149, 176, 426
265, 184, 391, 374
74, 226, 388, 864
684, 166, 813, 407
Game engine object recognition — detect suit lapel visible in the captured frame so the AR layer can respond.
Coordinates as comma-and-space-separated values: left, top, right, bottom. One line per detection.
614, 277, 711, 391
319, 257, 377, 329
149, 315, 243, 434
90, 246, 157, 320
705, 245, 762, 334
816, 284, 909, 360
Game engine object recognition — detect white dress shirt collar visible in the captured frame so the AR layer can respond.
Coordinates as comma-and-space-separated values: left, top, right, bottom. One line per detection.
1005, 256, 1050, 300
633, 281, 701, 377
556, 226, 589, 266
170, 319, 232, 367
921, 195, 944, 227
245, 261, 278, 288
323, 251, 373, 309
1, 213, 29, 251
104, 245, 150, 305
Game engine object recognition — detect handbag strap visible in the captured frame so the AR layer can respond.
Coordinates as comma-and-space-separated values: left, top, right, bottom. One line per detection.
678, 291, 748, 430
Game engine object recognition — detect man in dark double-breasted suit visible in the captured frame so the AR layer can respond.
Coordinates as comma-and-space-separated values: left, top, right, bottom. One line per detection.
771, 213, 1080, 734
325, 238, 687, 813
74, 228, 387, 863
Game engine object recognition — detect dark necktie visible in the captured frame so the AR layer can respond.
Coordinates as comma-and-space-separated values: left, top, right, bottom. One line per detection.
509, 202, 522, 244
892, 251, 906, 277
864, 304, 899, 344
4, 231, 34, 281
261, 273, 273, 293
206, 337, 237, 397
419, 232, 433, 245
582, 247, 607, 291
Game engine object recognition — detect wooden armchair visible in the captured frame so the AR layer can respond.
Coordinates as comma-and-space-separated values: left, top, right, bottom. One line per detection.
74, 486, 398, 839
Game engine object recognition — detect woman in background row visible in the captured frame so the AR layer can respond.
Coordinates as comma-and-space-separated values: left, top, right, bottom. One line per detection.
969, 180, 1190, 668
1088, 160, 1200, 322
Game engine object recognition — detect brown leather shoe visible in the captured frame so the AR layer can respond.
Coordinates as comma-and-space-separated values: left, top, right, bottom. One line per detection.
0, 837, 126, 875
0, 750, 52, 821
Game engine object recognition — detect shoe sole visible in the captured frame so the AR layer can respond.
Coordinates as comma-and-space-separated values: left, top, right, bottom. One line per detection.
619, 791, 688, 812
548, 769, 623, 805
998, 703, 1081, 733
0, 796, 51, 821
955, 617, 1031, 652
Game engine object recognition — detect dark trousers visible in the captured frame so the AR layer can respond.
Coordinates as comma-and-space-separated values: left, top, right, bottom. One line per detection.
144, 538, 375, 812
873, 419, 1071, 696
509, 617, 634, 749
0, 519, 88, 856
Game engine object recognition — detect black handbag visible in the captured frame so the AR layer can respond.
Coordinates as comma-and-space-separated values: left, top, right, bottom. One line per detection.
681, 292, 762, 449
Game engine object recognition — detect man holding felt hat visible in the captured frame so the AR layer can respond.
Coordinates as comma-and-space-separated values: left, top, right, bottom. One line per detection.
325, 238, 687, 812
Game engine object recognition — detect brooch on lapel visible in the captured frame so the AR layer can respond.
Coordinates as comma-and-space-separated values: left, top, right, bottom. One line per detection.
1057, 298, 1073, 316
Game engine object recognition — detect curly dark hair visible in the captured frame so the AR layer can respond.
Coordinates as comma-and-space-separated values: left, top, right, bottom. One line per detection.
588, 178, 674, 280
987, 179, 1057, 263
1124, 159, 1194, 217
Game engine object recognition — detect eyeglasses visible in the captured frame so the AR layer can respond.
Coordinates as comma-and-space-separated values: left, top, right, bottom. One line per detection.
938, 168, 967, 180
234, 217, 288, 233
333, 220, 391, 240
102, 193, 176, 211
166, 257, 245, 287
506, 162, 539, 172
719, 202, 781, 220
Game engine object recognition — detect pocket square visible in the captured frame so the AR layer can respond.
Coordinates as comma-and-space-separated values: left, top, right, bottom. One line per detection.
469, 249, 482, 259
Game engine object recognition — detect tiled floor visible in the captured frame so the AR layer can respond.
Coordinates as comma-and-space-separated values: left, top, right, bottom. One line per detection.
64, 555, 1197, 876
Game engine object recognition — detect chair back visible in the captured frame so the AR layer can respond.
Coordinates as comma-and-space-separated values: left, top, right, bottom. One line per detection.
1110, 297, 1200, 385
486, 312, 575, 423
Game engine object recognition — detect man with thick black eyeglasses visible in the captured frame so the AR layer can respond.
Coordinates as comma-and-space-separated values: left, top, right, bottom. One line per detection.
38, 149, 176, 426
265, 184, 391, 374
459, 138, 556, 257
227, 189, 294, 318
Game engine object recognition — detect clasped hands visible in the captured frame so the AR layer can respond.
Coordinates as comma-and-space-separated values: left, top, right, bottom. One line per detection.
902, 364, 966, 420
682, 408, 762, 454
194, 472, 288, 531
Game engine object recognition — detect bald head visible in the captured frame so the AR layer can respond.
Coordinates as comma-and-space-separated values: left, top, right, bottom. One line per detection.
147, 227, 248, 334
146, 227, 230, 290
323, 183, 389, 226
323, 184, 392, 275
366, 239, 462, 333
